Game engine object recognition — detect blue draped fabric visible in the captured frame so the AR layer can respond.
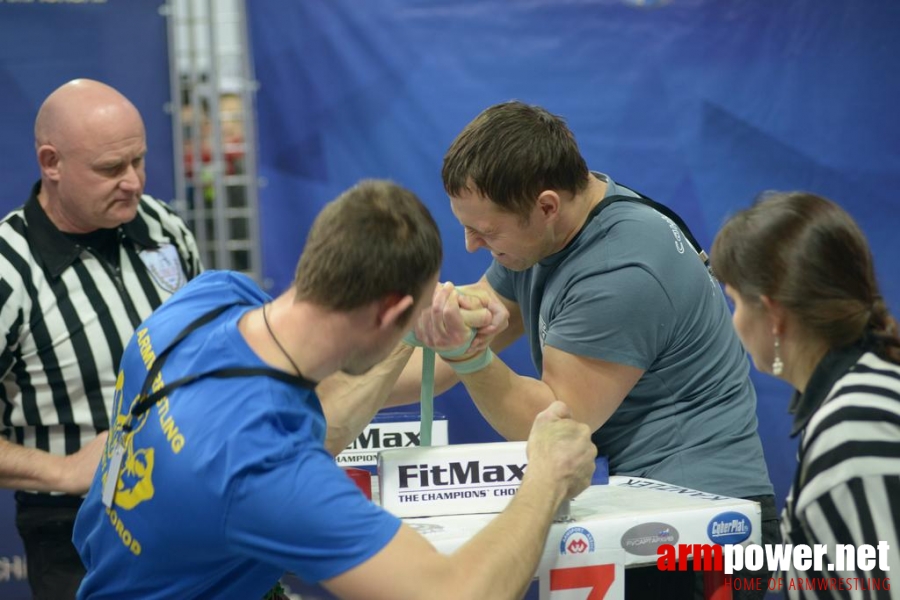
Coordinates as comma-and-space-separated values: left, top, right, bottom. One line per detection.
246, 1, 899, 533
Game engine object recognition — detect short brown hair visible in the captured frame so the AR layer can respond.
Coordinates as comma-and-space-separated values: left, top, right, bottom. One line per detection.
442, 101, 590, 221
711, 191, 899, 364
293, 180, 442, 318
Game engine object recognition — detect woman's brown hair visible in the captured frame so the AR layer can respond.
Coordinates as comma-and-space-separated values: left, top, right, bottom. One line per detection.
711, 191, 900, 364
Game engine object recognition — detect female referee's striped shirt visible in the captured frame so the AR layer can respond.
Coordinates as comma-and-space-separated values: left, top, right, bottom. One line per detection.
782, 337, 900, 599
0, 183, 202, 467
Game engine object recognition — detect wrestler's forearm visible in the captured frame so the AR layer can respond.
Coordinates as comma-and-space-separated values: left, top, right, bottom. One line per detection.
318, 343, 418, 456
458, 356, 555, 441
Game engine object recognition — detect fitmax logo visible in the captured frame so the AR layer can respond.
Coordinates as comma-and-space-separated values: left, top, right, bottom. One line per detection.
347, 427, 420, 450
398, 461, 526, 488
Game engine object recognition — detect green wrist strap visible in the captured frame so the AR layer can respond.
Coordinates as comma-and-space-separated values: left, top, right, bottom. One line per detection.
402, 329, 424, 348
420, 348, 435, 447
406, 329, 477, 447
404, 328, 475, 356
436, 329, 476, 359
445, 348, 494, 374
419, 346, 494, 447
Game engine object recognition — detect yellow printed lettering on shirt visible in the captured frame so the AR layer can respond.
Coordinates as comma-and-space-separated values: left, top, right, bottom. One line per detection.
137, 328, 155, 369
105, 506, 142, 556
160, 413, 185, 454
135, 328, 187, 454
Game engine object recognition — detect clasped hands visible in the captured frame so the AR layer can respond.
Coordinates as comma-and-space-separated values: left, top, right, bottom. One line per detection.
404, 282, 509, 373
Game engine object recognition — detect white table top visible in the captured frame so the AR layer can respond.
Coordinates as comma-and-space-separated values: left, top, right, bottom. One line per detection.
394, 476, 762, 568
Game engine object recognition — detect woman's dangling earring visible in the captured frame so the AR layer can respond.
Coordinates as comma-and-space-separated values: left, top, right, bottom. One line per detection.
772, 335, 784, 376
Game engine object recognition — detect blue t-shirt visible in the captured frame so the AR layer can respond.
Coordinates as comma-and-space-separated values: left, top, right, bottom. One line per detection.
487, 174, 772, 499
73, 271, 400, 599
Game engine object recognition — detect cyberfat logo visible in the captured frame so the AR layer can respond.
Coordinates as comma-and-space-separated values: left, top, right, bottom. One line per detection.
398, 461, 526, 489
708, 511, 752, 545
347, 427, 420, 450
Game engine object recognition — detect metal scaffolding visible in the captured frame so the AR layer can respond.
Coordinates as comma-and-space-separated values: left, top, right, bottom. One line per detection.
164, 0, 262, 283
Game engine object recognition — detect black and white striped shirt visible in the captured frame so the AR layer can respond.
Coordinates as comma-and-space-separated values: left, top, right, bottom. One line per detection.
782, 338, 900, 599
0, 182, 202, 462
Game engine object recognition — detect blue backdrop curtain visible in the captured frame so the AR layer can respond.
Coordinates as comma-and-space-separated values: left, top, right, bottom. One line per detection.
2, 2, 897, 596
0, 3, 172, 598
0, 1, 175, 215
246, 0, 900, 525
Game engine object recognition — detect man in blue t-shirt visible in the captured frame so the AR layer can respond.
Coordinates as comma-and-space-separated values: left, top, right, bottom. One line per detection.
391, 102, 778, 599
72, 179, 597, 600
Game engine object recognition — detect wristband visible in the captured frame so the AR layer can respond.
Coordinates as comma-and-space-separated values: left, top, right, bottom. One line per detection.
403, 328, 476, 356
444, 348, 494, 374
435, 328, 476, 358
402, 329, 424, 348
420, 348, 435, 447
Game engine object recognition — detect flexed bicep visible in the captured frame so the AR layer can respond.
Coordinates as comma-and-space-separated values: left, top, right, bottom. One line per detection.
541, 345, 644, 432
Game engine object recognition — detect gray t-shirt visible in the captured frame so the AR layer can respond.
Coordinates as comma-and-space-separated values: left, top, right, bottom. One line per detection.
486, 174, 772, 499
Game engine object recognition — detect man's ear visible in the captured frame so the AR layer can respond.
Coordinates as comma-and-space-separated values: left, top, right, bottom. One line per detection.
760, 295, 786, 336
377, 293, 415, 330
536, 190, 560, 222
37, 145, 61, 181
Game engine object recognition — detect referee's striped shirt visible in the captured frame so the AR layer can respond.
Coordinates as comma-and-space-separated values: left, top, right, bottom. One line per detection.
0, 183, 202, 467
782, 338, 900, 599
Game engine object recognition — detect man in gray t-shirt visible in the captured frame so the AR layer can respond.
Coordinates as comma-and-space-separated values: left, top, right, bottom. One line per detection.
392, 101, 777, 600
486, 173, 770, 499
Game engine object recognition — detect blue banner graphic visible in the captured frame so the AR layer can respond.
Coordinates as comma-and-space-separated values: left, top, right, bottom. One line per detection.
246, 0, 900, 533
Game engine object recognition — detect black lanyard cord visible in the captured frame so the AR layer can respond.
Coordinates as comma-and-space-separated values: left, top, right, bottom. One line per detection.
123, 303, 316, 431
592, 191, 710, 268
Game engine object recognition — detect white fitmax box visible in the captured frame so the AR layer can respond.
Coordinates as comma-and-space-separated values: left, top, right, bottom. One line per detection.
379, 441, 553, 518
336, 418, 448, 470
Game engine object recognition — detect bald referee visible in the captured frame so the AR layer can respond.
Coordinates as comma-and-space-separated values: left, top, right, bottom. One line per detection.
0, 79, 202, 599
